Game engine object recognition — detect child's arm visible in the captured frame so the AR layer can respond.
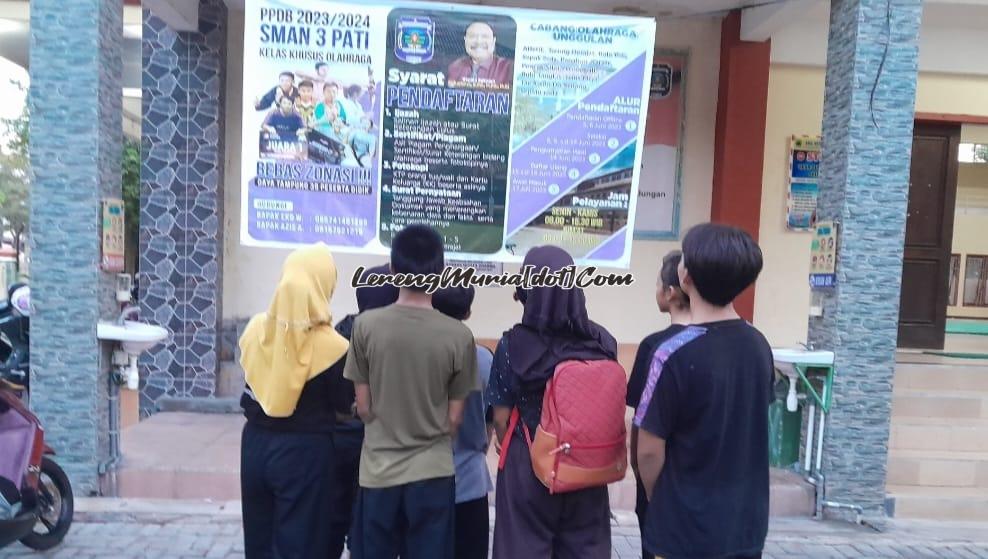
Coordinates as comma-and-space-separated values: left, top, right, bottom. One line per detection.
344, 317, 372, 422
637, 429, 666, 499
261, 110, 278, 134
355, 383, 374, 423
629, 427, 640, 476
484, 405, 495, 448
255, 87, 276, 111
448, 332, 478, 438
448, 399, 466, 438
492, 406, 511, 444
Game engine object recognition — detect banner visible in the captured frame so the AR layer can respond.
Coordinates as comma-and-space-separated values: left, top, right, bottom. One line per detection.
786, 135, 821, 231
634, 50, 687, 239
809, 220, 838, 288
241, 0, 656, 267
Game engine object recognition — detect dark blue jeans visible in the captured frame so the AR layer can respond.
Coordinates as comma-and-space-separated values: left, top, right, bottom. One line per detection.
349, 476, 455, 559
328, 424, 363, 558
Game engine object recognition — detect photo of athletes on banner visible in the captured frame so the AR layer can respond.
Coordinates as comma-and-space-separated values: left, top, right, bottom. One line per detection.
253, 64, 380, 166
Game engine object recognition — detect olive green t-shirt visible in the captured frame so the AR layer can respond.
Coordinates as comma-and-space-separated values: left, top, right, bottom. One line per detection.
343, 304, 478, 488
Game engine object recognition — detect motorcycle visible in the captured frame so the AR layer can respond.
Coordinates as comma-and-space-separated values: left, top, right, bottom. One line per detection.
0, 283, 74, 551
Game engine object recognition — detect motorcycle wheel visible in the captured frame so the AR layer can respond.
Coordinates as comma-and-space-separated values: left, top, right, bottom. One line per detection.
19, 457, 74, 551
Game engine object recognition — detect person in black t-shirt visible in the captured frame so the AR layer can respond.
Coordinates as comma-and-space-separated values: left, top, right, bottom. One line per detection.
635, 223, 773, 559
626, 249, 691, 559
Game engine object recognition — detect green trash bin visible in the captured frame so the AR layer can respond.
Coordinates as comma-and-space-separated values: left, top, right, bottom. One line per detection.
768, 377, 802, 468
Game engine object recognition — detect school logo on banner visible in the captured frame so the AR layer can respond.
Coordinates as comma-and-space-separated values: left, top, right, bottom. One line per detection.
395, 16, 434, 64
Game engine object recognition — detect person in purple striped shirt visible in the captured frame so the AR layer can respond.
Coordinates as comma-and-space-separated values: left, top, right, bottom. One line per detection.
635, 223, 772, 559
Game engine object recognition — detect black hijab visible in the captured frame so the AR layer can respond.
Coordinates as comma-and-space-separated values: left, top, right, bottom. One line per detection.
508, 246, 617, 386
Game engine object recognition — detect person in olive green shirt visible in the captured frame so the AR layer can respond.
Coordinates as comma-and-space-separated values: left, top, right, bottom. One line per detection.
344, 224, 478, 559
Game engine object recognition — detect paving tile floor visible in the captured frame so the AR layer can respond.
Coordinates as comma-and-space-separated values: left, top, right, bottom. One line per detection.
3, 499, 988, 558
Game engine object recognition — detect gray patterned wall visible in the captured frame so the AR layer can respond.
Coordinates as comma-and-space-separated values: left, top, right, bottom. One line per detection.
28, 0, 123, 494
809, 0, 922, 518
140, 0, 227, 415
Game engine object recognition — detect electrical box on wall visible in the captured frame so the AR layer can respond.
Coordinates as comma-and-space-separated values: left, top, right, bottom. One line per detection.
809, 290, 824, 317
101, 198, 125, 273
116, 273, 132, 303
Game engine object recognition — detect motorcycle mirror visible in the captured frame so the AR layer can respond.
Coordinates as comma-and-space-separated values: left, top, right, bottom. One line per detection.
10, 286, 29, 317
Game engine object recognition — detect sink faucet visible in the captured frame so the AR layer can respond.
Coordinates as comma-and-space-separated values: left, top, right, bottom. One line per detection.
117, 305, 140, 326
799, 341, 816, 351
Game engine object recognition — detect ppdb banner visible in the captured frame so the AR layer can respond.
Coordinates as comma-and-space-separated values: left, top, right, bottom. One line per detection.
241, 0, 656, 267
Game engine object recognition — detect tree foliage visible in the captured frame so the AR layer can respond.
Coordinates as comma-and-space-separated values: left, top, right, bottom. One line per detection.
122, 138, 141, 261
0, 95, 30, 274
1, 79, 141, 276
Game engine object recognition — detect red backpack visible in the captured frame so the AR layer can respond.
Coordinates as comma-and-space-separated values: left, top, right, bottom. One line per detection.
499, 359, 628, 494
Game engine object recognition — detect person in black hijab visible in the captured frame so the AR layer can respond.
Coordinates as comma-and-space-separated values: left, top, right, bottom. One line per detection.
486, 245, 617, 559
326, 264, 398, 558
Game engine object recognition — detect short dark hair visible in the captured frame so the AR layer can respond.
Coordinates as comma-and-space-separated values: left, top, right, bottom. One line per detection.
356, 264, 398, 313
681, 223, 762, 307
298, 80, 314, 89
315, 62, 328, 71
432, 286, 475, 320
279, 71, 294, 80
345, 84, 362, 99
659, 250, 682, 289
390, 224, 444, 289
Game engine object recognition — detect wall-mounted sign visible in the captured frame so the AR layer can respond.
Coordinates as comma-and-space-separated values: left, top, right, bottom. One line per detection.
809, 220, 838, 289
634, 49, 687, 240
786, 135, 821, 231
101, 198, 126, 272
240, 0, 657, 268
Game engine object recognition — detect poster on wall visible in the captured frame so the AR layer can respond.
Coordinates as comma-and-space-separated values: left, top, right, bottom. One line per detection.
240, 0, 656, 267
101, 198, 126, 272
809, 220, 838, 288
634, 50, 687, 240
786, 135, 821, 231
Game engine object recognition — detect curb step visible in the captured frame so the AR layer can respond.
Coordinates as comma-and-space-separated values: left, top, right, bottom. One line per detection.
156, 397, 242, 414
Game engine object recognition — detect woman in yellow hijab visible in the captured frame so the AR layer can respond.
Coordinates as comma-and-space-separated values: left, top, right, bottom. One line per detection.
238, 243, 349, 559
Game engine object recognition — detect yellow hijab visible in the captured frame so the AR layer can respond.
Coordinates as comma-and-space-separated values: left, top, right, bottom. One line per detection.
238, 243, 349, 417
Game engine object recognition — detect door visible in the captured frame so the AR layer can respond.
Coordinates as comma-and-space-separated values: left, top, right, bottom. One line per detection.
897, 122, 960, 349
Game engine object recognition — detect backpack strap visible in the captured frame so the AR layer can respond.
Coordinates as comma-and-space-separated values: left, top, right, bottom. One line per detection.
497, 406, 534, 470
633, 326, 708, 428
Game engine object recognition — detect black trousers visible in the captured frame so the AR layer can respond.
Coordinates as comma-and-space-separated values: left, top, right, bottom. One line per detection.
454, 496, 489, 559
328, 426, 363, 558
349, 476, 455, 559
638, 476, 763, 559
240, 422, 334, 559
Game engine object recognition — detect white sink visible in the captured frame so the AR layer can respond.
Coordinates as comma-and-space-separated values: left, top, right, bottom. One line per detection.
772, 348, 835, 367
772, 348, 834, 411
97, 320, 169, 355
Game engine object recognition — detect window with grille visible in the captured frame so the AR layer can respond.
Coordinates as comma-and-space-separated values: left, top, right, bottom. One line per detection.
963, 255, 988, 307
